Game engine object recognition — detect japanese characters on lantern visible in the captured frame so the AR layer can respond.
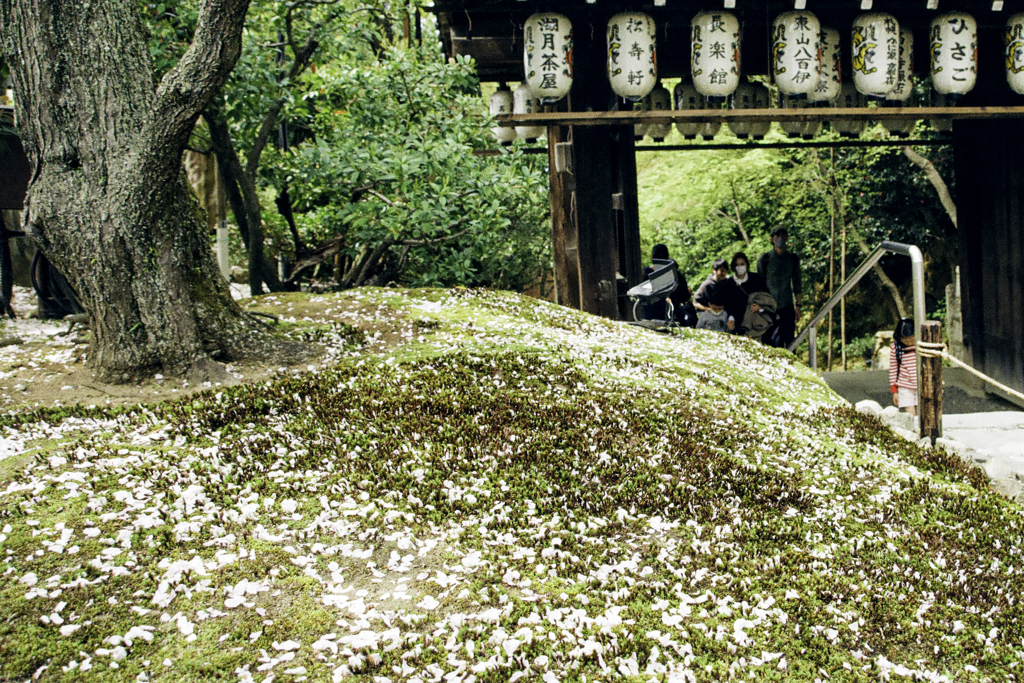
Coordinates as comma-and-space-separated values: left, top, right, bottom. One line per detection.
1006, 14, 1024, 95
886, 27, 915, 103
832, 82, 867, 137
852, 13, 900, 98
608, 12, 657, 102
524, 13, 573, 104
729, 80, 756, 139
674, 81, 704, 139
691, 11, 741, 101
930, 12, 977, 96
810, 27, 842, 104
646, 83, 672, 142
513, 84, 544, 143
772, 11, 821, 98
489, 86, 517, 145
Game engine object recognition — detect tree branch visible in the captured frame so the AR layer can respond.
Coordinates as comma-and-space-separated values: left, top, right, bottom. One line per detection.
148, 0, 253, 158
903, 146, 957, 229
244, 34, 320, 177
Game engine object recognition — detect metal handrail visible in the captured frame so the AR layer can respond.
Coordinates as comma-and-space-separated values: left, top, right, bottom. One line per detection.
788, 242, 926, 383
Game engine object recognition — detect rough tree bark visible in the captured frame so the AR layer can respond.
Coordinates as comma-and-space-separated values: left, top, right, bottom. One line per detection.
0, 0, 290, 382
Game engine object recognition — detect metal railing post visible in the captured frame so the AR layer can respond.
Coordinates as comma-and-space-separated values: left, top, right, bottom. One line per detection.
789, 242, 928, 391
908, 245, 926, 416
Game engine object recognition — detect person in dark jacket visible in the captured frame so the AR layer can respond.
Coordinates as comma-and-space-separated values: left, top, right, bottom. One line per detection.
693, 258, 736, 332
725, 251, 768, 333
757, 227, 802, 347
643, 243, 693, 324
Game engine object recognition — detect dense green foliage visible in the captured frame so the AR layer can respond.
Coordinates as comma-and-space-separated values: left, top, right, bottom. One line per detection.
203, 0, 550, 292
261, 47, 551, 290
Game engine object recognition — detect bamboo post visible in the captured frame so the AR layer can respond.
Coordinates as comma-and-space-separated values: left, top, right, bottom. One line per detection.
919, 321, 943, 443
840, 215, 847, 371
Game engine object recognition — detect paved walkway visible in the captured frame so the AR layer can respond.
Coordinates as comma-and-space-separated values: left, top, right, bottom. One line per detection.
944, 412, 1024, 500
822, 369, 1024, 502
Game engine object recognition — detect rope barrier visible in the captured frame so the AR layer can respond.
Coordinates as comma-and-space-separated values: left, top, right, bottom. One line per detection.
916, 340, 1024, 404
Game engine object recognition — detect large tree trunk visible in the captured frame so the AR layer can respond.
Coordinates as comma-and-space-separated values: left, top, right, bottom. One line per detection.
0, 0, 283, 382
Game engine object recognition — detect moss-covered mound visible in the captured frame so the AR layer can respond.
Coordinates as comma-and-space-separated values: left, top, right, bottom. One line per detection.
0, 288, 1019, 682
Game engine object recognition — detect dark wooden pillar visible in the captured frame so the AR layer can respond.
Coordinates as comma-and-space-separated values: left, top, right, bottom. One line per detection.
954, 119, 1024, 400
548, 122, 579, 309
556, 9, 630, 319
612, 130, 643, 319
570, 125, 619, 317
919, 321, 943, 443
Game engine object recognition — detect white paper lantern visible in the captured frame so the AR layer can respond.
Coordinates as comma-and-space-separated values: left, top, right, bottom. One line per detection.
512, 84, 544, 143
634, 95, 650, 141
882, 117, 915, 137
646, 83, 672, 142
674, 81, 703, 139
691, 11, 741, 102
729, 81, 756, 138
749, 82, 771, 140
886, 28, 915, 103
773, 11, 821, 97
1005, 13, 1024, 95
832, 82, 867, 137
930, 91, 954, 132
931, 13, 977, 96
882, 27, 915, 138
779, 92, 805, 138
489, 86, 517, 145
699, 113, 721, 140
524, 13, 573, 104
608, 12, 657, 102
810, 27, 842, 104
852, 13, 900, 98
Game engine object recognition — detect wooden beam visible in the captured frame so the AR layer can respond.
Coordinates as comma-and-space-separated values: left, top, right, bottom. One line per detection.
473, 139, 951, 156
498, 106, 1024, 127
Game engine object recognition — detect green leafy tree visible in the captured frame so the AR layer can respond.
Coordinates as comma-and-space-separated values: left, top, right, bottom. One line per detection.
263, 45, 551, 291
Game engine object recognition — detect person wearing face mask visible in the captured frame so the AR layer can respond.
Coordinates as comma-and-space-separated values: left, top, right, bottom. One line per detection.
725, 251, 768, 333
693, 258, 736, 332
757, 226, 802, 347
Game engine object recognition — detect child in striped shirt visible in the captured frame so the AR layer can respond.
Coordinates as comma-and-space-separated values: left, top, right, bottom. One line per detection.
889, 318, 917, 415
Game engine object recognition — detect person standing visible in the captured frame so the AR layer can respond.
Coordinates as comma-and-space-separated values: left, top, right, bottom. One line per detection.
725, 251, 768, 333
889, 318, 918, 416
757, 227, 802, 347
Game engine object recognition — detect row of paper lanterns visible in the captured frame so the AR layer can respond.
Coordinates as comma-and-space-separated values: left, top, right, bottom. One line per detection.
491, 77, 952, 144
635, 80, 956, 141
518, 9, 1024, 106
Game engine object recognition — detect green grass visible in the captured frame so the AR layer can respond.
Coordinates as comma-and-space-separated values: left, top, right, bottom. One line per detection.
0, 287, 1019, 682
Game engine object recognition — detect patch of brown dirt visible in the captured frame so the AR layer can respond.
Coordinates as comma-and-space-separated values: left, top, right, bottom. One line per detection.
0, 288, 412, 412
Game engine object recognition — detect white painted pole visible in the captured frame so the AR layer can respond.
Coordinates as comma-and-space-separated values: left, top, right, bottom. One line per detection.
216, 220, 230, 281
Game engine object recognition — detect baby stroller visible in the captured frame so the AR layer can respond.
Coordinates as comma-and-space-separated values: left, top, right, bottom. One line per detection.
626, 258, 679, 323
